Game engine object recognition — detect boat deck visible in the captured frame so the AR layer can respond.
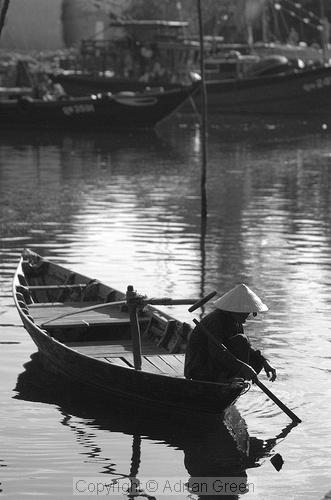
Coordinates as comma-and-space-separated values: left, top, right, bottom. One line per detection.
64, 339, 186, 377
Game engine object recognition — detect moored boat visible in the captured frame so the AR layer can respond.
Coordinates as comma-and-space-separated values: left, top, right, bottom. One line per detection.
49, 51, 331, 116
0, 79, 199, 130
13, 249, 249, 415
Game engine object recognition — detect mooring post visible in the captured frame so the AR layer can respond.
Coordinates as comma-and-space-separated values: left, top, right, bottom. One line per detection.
126, 285, 142, 370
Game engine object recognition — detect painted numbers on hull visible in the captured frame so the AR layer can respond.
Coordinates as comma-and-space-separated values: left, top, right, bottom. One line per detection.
62, 103, 95, 116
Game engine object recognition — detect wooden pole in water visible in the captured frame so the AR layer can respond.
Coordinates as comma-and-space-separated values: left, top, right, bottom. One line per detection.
197, 0, 207, 219
0, 0, 10, 39
126, 285, 142, 371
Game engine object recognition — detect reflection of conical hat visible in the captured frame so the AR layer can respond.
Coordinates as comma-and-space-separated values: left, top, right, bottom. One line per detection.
213, 284, 268, 313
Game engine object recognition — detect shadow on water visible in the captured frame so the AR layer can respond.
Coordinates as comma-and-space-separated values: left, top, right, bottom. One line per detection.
166, 111, 331, 143
3, 113, 330, 151
13, 353, 297, 499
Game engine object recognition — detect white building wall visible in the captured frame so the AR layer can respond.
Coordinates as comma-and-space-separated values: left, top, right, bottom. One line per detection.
0, 0, 129, 51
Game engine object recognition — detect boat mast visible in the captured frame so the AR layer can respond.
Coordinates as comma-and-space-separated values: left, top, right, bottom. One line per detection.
262, 0, 269, 44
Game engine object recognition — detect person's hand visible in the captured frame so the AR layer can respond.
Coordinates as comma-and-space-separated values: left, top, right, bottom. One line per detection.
263, 360, 277, 381
238, 362, 257, 382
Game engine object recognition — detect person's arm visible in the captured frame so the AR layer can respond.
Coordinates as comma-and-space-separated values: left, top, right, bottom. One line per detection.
204, 315, 257, 379
207, 337, 258, 381
251, 348, 277, 381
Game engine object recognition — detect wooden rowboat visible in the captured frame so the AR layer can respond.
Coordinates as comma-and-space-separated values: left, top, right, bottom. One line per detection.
13, 249, 249, 415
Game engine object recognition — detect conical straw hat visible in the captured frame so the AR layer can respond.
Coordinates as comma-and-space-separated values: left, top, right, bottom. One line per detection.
213, 284, 268, 313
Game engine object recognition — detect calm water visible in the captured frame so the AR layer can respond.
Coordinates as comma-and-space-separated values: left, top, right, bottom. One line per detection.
1, 112, 331, 499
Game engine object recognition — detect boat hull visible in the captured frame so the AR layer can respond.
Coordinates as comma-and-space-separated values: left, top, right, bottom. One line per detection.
49, 73, 191, 97
20, 321, 243, 414
201, 65, 331, 115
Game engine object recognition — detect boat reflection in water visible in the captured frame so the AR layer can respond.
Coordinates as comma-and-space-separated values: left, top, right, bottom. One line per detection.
14, 353, 296, 499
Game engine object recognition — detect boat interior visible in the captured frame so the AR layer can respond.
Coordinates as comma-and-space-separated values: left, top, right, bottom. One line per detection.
15, 258, 191, 378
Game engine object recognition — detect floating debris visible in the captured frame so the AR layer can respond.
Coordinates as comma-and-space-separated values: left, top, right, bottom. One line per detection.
270, 453, 284, 471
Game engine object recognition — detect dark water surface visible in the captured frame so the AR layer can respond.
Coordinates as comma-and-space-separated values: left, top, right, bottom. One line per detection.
1, 113, 331, 499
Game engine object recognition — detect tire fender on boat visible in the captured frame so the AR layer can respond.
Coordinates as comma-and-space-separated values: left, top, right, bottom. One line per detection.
17, 95, 34, 114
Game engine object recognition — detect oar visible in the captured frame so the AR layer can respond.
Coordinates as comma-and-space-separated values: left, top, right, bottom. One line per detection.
192, 318, 302, 423
188, 291, 217, 312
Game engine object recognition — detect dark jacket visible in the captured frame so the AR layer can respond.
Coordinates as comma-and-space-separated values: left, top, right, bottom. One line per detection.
184, 309, 266, 382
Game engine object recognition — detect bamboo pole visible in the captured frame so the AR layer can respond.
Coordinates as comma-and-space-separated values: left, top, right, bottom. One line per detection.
197, 0, 207, 219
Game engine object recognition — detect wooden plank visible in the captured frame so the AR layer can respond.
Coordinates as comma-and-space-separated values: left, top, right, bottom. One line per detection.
29, 302, 96, 309
104, 357, 133, 368
101, 354, 184, 378
148, 310, 169, 324
141, 357, 166, 374
120, 353, 165, 374
66, 339, 134, 347
73, 346, 164, 358
157, 319, 177, 347
158, 354, 184, 374
143, 355, 178, 375
109, 353, 183, 377
65, 338, 168, 358
28, 284, 87, 290
102, 354, 184, 377
173, 354, 185, 365
66, 341, 132, 357
72, 346, 132, 357
104, 355, 170, 375
142, 355, 185, 377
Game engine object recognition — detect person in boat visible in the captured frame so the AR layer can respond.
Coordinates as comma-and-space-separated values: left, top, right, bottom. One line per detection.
184, 284, 277, 383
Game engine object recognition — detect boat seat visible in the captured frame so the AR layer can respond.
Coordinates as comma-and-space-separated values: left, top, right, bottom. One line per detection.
64, 339, 185, 377
64, 338, 167, 357
28, 301, 149, 328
